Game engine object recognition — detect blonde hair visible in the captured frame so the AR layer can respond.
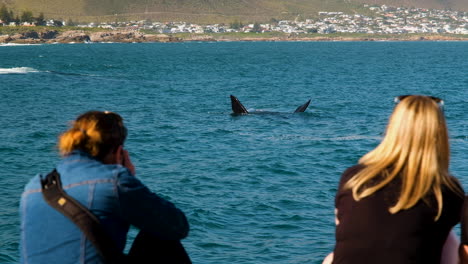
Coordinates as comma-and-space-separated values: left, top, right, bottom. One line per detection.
58, 111, 127, 161
345, 95, 462, 220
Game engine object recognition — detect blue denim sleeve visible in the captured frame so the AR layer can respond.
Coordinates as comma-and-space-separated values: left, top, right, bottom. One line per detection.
116, 170, 189, 240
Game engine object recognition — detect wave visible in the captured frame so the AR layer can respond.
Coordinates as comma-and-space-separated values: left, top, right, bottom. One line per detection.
331, 135, 382, 141
0, 67, 99, 76
0, 43, 42, 47
0, 67, 41, 74
263, 134, 382, 141
451, 136, 468, 143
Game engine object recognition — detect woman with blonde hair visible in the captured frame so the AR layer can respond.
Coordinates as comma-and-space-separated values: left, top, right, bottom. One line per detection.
20, 111, 191, 264
324, 95, 464, 264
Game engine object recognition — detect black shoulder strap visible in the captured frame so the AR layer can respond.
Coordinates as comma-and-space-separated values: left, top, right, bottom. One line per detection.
40, 169, 126, 264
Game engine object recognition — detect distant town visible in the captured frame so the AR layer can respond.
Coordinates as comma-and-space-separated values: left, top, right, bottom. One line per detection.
132, 5, 468, 35
1, 4, 468, 35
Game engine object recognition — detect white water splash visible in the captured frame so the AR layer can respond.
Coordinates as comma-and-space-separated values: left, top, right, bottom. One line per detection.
0, 43, 41, 47
0, 67, 40, 74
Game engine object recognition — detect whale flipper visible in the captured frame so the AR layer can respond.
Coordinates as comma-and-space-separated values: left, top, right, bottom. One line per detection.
230, 95, 249, 114
294, 99, 311, 113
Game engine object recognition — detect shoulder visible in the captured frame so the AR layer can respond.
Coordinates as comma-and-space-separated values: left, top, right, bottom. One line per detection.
57, 152, 128, 183
441, 175, 465, 203
335, 165, 365, 214
22, 174, 43, 196
338, 164, 365, 190
342, 164, 365, 177
442, 175, 464, 203
447, 175, 463, 192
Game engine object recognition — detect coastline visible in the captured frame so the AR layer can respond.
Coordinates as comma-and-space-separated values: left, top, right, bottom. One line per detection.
1, 29, 468, 44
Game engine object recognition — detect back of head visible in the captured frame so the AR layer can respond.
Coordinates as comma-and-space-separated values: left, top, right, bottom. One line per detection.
346, 95, 461, 220
379, 95, 449, 170
58, 111, 127, 161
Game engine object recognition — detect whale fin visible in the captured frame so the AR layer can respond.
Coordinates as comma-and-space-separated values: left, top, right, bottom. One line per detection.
230, 95, 249, 114
294, 99, 311, 113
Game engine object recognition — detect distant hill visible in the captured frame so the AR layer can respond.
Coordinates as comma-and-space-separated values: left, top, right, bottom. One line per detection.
3, 0, 467, 23
361, 0, 467, 12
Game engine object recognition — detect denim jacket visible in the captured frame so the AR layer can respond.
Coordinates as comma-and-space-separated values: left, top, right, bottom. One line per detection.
20, 151, 189, 264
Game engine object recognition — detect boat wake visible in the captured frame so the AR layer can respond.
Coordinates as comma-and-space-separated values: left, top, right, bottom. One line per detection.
0, 67, 41, 74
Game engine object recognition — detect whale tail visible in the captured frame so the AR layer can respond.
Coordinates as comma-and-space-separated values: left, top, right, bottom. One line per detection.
230, 95, 249, 114
294, 99, 311, 113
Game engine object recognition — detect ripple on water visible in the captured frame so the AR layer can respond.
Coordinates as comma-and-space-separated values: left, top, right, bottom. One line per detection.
1, 42, 468, 264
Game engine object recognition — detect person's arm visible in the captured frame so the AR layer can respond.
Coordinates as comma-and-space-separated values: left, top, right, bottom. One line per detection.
324, 167, 360, 264
441, 230, 459, 264
117, 170, 189, 240
115, 147, 188, 240
460, 244, 468, 264
115, 146, 135, 175
322, 252, 334, 264
322, 208, 339, 264
459, 196, 468, 264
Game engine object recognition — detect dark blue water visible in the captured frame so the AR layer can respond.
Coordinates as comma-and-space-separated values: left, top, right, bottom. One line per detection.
0, 42, 467, 264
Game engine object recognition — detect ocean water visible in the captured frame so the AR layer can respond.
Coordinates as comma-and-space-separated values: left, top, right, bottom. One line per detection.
0, 41, 467, 263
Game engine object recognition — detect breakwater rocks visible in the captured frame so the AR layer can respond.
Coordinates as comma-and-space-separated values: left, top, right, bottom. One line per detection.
0, 30, 181, 44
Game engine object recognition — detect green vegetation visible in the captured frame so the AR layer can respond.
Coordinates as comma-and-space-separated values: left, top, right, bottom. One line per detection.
229, 20, 244, 30
20, 10, 33, 22
0, 4, 15, 23
252, 22, 262, 33
1, 4, 46, 25
2, 0, 466, 24
0, 25, 102, 35
0, 0, 403, 24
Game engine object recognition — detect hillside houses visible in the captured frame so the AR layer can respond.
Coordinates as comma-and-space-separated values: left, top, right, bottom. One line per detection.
2, 4, 467, 35
296, 7, 468, 34
138, 6, 467, 35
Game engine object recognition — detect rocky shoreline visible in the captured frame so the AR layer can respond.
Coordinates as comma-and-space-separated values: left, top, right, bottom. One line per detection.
216, 35, 468, 42
0, 30, 181, 44
1, 30, 467, 44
